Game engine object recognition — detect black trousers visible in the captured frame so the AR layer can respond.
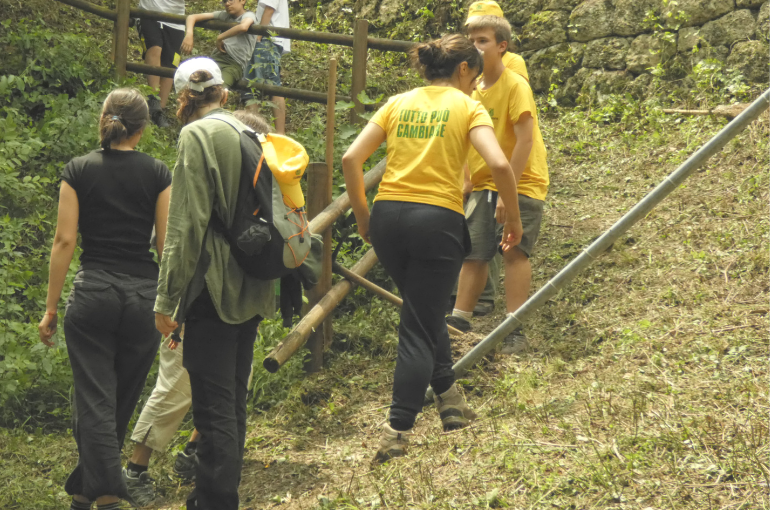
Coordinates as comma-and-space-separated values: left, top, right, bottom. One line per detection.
369, 201, 466, 429
183, 290, 261, 510
63, 269, 160, 501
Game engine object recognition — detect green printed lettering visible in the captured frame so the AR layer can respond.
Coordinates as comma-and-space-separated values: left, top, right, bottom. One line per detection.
418, 125, 426, 138
420, 112, 428, 123
409, 125, 419, 138
442, 110, 450, 122
439, 124, 447, 137
430, 111, 437, 123
397, 123, 404, 137
428, 125, 435, 138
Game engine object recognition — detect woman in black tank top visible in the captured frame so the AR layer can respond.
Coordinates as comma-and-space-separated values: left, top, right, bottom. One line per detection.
38, 88, 171, 510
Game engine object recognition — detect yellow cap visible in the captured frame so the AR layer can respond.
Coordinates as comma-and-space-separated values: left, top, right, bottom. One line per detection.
465, 1, 504, 23
258, 133, 308, 208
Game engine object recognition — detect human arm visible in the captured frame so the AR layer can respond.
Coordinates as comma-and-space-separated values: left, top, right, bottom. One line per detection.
216, 14, 255, 52
154, 186, 171, 261
469, 125, 522, 252
181, 12, 215, 54
496, 112, 534, 222
39, 182, 79, 346
256, 5, 275, 42
341, 122, 387, 243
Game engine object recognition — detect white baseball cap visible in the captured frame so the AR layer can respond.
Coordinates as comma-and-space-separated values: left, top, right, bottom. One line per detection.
174, 57, 225, 93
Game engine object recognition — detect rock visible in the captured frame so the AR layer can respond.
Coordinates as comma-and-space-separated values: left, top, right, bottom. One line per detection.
542, 0, 581, 11
698, 10, 757, 47
678, 26, 701, 52
736, 0, 764, 7
726, 40, 770, 82
580, 69, 633, 104
519, 10, 569, 51
505, 0, 545, 26
554, 67, 591, 105
613, 0, 661, 36
354, 0, 378, 19
758, 2, 769, 41
688, 45, 730, 65
583, 37, 631, 70
569, 0, 615, 42
378, 0, 402, 24
662, 0, 734, 28
527, 42, 586, 92
628, 72, 654, 98
626, 33, 677, 74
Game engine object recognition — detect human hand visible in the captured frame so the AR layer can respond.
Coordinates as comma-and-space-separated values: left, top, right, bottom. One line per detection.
216, 36, 226, 53
500, 217, 523, 253
168, 337, 180, 350
462, 180, 473, 203
357, 213, 371, 244
495, 196, 505, 224
38, 311, 58, 347
181, 34, 194, 54
155, 313, 178, 337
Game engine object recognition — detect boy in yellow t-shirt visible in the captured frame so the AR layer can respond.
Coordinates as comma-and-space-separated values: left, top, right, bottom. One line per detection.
465, 1, 529, 82
448, 15, 549, 354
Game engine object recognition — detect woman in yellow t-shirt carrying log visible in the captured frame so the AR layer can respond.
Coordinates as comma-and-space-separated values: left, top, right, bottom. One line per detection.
342, 34, 523, 463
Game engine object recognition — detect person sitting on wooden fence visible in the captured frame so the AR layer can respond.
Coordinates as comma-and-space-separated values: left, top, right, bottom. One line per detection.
154, 57, 274, 510
135, 0, 186, 127
243, 0, 291, 134
38, 87, 171, 510
181, 0, 257, 88
341, 34, 523, 463
121, 109, 272, 508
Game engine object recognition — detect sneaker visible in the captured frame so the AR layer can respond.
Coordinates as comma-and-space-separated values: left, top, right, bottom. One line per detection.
174, 449, 197, 480
499, 328, 529, 355
473, 300, 495, 316
122, 467, 155, 508
372, 423, 412, 464
434, 384, 477, 431
446, 314, 472, 333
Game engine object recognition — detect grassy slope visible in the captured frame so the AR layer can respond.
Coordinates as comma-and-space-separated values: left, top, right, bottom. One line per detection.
1, 0, 768, 509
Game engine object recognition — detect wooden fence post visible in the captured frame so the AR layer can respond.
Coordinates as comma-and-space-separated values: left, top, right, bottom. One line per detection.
322, 57, 337, 349
114, 0, 130, 79
350, 19, 369, 124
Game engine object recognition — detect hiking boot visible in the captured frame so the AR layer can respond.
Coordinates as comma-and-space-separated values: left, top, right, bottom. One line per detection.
434, 384, 477, 431
151, 109, 171, 128
122, 467, 155, 508
372, 423, 412, 464
446, 314, 472, 333
473, 300, 495, 316
499, 328, 529, 355
174, 449, 197, 480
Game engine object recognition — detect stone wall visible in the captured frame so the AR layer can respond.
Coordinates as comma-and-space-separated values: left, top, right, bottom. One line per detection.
505, 0, 769, 104
345, 0, 769, 103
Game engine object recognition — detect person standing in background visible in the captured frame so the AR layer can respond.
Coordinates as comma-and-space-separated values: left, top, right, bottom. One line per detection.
243, 0, 290, 134
136, 0, 186, 127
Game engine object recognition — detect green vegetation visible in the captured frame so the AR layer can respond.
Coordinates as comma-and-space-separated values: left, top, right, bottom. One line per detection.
0, 0, 767, 508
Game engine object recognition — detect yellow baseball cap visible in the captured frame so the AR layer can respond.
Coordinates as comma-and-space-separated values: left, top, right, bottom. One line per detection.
258, 133, 308, 208
465, 1, 504, 23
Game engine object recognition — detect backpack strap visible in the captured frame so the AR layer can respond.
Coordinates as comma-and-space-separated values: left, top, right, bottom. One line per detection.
207, 113, 254, 135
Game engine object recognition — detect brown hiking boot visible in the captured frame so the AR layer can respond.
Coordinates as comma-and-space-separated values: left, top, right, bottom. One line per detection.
434, 384, 478, 431
372, 423, 412, 464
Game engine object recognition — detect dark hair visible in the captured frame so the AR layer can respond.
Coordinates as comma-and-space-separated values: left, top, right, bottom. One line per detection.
409, 34, 484, 81
233, 110, 272, 133
99, 88, 149, 150
176, 70, 225, 125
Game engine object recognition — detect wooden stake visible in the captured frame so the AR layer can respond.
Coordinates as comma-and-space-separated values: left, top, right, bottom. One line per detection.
322, 57, 337, 350
350, 19, 369, 124
114, 0, 130, 79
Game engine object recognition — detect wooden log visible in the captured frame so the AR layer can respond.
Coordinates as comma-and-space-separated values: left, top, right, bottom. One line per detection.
307, 157, 386, 235
332, 262, 463, 337
56, 0, 116, 20
350, 19, 369, 124
263, 249, 379, 373
114, 0, 130, 79
662, 104, 750, 120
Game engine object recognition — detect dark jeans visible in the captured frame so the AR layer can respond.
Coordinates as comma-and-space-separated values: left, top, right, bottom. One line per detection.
369, 201, 466, 430
183, 289, 261, 510
63, 269, 160, 501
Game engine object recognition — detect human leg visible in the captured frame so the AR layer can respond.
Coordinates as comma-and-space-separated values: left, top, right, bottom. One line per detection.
144, 46, 162, 91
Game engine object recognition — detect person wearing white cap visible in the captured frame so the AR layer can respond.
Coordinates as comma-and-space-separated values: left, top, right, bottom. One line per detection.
153, 57, 274, 510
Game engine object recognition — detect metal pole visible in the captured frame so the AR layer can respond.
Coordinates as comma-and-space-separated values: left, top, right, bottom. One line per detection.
426, 87, 770, 401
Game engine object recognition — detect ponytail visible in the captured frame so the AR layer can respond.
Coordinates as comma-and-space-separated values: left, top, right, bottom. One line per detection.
176, 70, 225, 125
409, 34, 484, 81
99, 88, 149, 150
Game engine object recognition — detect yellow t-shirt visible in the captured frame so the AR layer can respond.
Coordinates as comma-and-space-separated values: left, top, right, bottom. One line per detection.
503, 52, 529, 81
468, 69, 549, 201
370, 86, 493, 215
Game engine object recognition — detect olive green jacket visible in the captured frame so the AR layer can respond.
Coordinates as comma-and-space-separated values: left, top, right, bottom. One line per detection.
154, 109, 275, 323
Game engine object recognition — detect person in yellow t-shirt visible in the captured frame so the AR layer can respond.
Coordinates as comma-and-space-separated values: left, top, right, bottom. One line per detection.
448, 16, 549, 355
342, 34, 522, 464
465, 0, 529, 82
